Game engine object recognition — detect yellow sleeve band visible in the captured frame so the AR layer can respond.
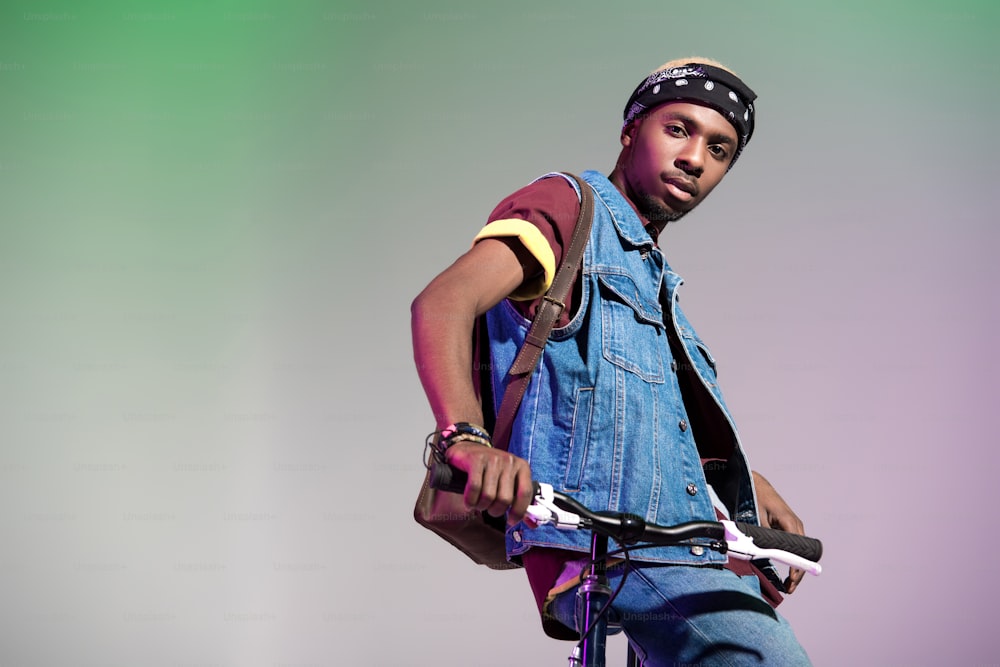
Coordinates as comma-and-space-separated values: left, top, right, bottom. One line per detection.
473, 218, 556, 300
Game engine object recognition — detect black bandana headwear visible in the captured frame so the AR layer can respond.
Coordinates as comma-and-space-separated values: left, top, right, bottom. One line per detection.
623, 63, 757, 166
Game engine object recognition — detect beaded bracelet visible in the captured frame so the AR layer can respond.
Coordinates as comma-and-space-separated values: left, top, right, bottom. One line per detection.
443, 432, 492, 448
434, 422, 493, 456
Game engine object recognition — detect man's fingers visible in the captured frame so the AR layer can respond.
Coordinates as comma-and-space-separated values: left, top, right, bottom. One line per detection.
507, 464, 535, 524
460, 457, 485, 510
485, 457, 516, 517
479, 454, 506, 513
444, 442, 486, 509
449, 444, 528, 519
446, 442, 533, 523
785, 567, 805, 594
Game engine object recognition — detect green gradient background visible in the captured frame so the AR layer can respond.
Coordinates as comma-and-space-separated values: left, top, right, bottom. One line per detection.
1, 1, 998, 665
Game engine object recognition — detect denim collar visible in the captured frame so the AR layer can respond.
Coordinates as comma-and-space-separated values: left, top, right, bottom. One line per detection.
581, 170, 657, 250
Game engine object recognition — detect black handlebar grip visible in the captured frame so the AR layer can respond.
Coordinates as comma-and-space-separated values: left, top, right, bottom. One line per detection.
735, 523, 823, 562
428, 460, 468, 494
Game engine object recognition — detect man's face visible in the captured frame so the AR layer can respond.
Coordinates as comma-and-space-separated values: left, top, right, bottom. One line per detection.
614, 101, 739, 224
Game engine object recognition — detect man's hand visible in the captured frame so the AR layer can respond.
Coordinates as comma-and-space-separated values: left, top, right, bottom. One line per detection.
444, 441, 534, 525
752, 470, 807, 593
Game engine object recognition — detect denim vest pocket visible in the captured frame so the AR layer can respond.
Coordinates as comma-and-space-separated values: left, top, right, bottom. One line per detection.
693, 340, 718, 375
696, 340, 716, 365
564, 387, 594, 491
598, 273, 665, 383
677, 323, 719, 380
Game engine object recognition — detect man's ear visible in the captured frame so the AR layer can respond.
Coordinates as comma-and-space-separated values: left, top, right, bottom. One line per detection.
621, 119, 640, 147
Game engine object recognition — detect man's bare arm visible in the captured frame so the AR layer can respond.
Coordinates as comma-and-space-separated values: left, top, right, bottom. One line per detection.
411, 237, 540, 522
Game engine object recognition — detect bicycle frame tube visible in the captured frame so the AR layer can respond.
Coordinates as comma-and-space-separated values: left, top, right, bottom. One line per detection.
572, 532, 613, 667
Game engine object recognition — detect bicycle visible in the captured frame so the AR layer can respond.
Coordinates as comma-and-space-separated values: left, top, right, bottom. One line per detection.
428, 461, 823, 667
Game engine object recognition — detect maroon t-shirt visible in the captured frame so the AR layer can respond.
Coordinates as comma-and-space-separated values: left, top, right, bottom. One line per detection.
482, 173, 656, 327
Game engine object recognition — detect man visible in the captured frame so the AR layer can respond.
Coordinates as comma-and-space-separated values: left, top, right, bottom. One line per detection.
412, 58, 812, 665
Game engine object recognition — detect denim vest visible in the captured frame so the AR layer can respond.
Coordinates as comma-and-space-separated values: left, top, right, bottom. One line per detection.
490, 171, 762, 565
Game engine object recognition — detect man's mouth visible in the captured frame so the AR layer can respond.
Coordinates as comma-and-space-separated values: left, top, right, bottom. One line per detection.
665, 177, 698, 202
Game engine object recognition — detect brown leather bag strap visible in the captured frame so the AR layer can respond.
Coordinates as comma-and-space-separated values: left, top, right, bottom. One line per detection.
491, 172, 595, 450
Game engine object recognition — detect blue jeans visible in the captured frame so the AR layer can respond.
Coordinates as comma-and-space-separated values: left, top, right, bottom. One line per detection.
549, 563, 811, 666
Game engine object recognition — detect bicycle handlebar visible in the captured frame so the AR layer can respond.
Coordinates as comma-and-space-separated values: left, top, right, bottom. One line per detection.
733, 521, 823, 563
428, 460, 823, 572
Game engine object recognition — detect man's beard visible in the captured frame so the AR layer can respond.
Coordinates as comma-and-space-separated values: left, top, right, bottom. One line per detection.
635, 191, 688, 225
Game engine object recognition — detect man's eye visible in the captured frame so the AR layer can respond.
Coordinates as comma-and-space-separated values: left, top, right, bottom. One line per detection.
666, 124, 686, 136
709, 145, 729, 160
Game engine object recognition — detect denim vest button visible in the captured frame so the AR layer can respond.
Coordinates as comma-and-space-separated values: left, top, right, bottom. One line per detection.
690, 545, 705, 556
512, 530, 522, 543
679, 419, 687, 432
686, 483, 697, 496
670, 360, 678, 372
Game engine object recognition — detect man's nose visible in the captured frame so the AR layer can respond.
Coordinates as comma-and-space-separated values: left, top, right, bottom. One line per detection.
676, 139, 705, 176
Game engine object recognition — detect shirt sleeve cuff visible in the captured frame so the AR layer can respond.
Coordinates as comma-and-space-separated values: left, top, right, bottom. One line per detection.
473, 218, 556, 300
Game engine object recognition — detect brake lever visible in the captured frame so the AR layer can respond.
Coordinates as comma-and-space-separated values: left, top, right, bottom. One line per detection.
524, 482, 582, 530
